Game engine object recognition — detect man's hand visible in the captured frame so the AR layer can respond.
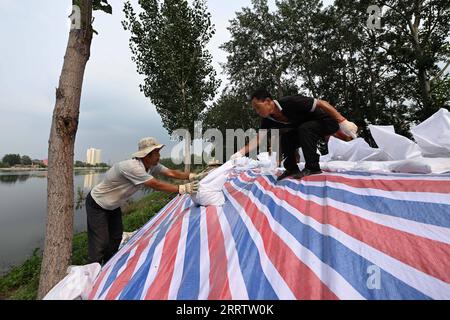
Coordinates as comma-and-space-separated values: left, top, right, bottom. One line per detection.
338, 119, 358, 139
230, 151, 243, 161
178, 181, 199, 194
188, 171, 208, 181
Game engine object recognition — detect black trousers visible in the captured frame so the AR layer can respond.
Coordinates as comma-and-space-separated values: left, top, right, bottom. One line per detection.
86, 192, 123, 265
280, 119, 339, 172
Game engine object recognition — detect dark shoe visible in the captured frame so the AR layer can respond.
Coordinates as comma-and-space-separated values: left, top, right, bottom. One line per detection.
291, 168, 322, 179
277, 168, 300, 181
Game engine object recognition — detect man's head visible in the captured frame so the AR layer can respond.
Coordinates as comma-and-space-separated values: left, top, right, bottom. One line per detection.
132, 137, 164, 167
142, 148, 161, 168
250, 88, 274, 118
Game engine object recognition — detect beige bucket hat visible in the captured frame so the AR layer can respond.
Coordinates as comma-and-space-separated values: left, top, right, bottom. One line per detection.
132, 137, 165, 158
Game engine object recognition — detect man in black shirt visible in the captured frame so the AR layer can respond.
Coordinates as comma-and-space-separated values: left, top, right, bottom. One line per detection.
230, 89, 358, 180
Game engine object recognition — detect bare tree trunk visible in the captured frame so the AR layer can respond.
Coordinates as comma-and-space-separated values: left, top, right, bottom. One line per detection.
38, 0, 93, 299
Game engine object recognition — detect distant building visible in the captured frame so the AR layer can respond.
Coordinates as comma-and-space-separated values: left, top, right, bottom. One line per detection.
86, 148, 102, 165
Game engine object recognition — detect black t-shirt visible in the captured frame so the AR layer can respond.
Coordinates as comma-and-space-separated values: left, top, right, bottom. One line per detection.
260, 95, 333, 129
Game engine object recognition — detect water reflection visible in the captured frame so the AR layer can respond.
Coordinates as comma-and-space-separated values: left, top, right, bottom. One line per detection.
0, 172, 46, 184
83, 172, 99, 189
0, 169, 107, 275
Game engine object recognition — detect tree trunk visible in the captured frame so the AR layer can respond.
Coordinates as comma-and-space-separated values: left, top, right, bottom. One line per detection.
184, 133, 191, 173
418, 67, 432, 110
38, 0, 93, 299
407, 4, 432, 115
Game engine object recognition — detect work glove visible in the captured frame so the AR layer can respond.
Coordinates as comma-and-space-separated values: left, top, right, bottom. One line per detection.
188, 171, 208, 181
178, 181, 199, 195
338, 119, 358, 139
230, 151, 243, 161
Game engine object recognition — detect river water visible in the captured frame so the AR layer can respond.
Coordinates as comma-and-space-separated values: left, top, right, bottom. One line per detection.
0, 169, 145, 275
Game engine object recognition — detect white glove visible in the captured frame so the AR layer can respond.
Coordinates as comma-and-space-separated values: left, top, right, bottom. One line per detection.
188, 172, 208, 181
230, 151, 243, 161
178, 181, 199, 194
338, 119, 358, 139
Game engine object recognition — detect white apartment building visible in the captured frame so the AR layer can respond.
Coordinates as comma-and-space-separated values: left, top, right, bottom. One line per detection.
86, 148, 102, 165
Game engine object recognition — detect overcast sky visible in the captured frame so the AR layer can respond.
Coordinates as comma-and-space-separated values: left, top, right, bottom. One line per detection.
0, 0, 333, 164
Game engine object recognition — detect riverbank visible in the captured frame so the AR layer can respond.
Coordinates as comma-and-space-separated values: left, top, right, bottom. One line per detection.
0, 190, 174, 300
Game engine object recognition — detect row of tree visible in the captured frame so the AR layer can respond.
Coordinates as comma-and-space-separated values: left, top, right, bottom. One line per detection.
1, 154, 37, 167
203, 0, 450, 142
74, 160, 109, 168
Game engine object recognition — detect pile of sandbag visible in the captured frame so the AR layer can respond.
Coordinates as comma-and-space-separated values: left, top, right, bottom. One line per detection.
192, 152, 279, 207
317, 108, 450, 174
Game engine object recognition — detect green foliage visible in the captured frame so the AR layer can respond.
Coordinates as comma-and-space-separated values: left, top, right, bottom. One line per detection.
122, 191, 174, 231
202, 89, 259, 134
21, 155, 32, 166
74, 161, 110, 168
431, 74, 450, 108
71, 233, 89, 266
93, 0, 112, 14
0, 249, 41, 300
220, 0, 299, 98
2, 154, 21, 166
1, 154, 35, 166
123, 0, 220, 136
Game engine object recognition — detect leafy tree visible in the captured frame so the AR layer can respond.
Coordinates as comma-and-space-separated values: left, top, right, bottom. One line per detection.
221, 0, 450, 141
74, 160, 86, 167
202, 89, 259, 133
38, 0, 112, 299
221, 0, 298, 98
21, 155, 32, 166
380, 0, 450, 120
123, 0, 220, 171
2, 154, 21, 166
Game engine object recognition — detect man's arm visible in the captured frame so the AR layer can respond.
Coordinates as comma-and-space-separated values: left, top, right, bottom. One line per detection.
315, 100, 346, 123
235, 131, 267, 157
143, 178, 179, 193
316, 100, 358, 139
161, 169, 190, 180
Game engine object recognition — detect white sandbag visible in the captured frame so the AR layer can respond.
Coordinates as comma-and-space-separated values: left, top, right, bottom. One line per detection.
353, 161, 395, 173
319, 161, 357, 172
234, 157, 259, 170
369, 125, 422, 160
388, 159, 432, 174
43, 263, 101, 300
191, 160, 235, 206
411, 108, 450, 157
257, 152, 278, 174
389, 157, 450, 174
321, 136, 389, 162
319, 160, 394, 173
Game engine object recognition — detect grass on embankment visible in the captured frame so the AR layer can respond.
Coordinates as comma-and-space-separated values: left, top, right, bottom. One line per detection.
0, 191, 175, 300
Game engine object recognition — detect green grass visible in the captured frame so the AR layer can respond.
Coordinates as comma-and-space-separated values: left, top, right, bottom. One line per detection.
0, 191, 174, 300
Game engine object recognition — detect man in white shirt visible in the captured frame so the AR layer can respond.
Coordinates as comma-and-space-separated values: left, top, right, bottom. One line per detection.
86, 137, 205, 265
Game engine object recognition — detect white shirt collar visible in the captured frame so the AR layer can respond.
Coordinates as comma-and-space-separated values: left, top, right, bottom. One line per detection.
274, 100, 282, 111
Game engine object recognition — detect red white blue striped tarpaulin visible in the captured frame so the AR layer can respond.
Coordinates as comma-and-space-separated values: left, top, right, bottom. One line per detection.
88, 170, 450, 300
